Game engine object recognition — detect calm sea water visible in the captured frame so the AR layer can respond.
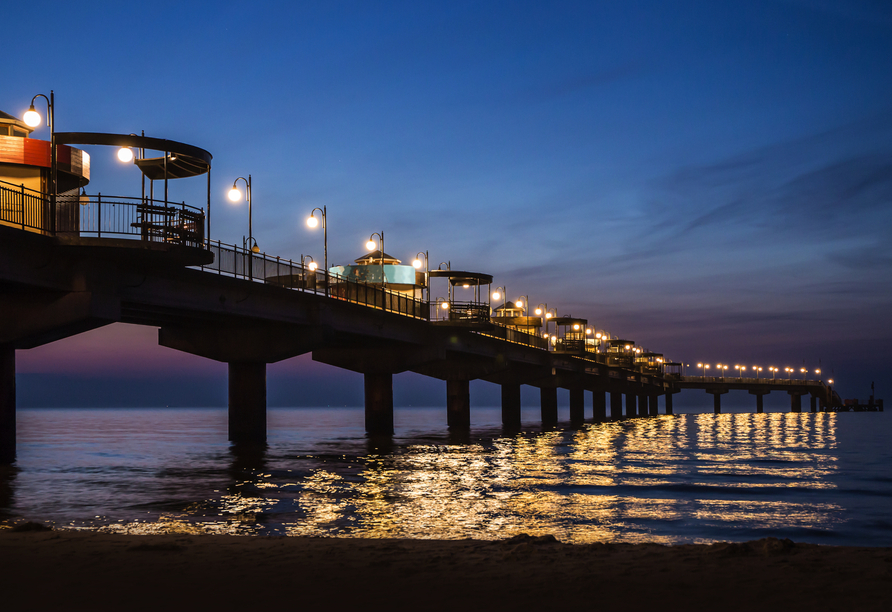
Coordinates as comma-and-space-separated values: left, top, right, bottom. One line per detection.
2, 407, 890, 546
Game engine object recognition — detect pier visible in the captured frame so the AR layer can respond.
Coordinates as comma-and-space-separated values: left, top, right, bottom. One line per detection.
0, 117, 840, 463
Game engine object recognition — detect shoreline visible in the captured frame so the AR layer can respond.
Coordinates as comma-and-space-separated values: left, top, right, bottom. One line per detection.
2, 529, 890, 611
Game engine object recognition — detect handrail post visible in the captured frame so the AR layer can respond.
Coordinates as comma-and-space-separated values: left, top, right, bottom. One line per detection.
20, 184, 25, 230
97, 193, 102, 238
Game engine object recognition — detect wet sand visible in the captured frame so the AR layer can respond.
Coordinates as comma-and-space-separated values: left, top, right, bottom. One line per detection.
1, 529, 890, 611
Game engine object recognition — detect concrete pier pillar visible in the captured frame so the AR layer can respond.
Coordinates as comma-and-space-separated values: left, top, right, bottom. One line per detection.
501, 383, 522, 428
569, 386, 585, 424
610, 391, 623, 418
540, 386, 558, 425
638, 393, 648, 417
365, 372, 394, 434
446, 379, 470, 428
625, 392, 637, 417
756, 394, 765, 413
708, 391, 724, 414
790, 392, 802, 413
810, 395, 817, 413
647, 394, 658, 416
1, 346, 15, 464
665, 393, 674, 415
228, 362, 267, 444
592, 390, 607, 421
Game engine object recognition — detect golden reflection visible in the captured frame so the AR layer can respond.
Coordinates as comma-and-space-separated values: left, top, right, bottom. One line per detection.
91, 411, 844, 543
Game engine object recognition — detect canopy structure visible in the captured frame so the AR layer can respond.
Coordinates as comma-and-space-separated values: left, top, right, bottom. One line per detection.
428, 269, 493, 286
54, 132, 212, 178
54, 131, 214, 241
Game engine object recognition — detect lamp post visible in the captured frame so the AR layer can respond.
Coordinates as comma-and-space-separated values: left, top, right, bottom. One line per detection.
769, 366, 778, 379
307, 206, 328, 294
23, 91, 55, 234
228, 176, 258, 252
491, 286, 507, 316
785, 367, 793, 380
413, 251, 429, 302
228, 175, 258, 279
366, 232, 385, 287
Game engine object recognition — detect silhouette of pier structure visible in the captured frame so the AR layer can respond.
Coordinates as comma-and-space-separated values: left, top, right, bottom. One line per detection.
0, 119, 839, 462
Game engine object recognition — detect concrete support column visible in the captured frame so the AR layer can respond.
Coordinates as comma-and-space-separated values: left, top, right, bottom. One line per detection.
569, 386, 585, 424
1, 346, 15, 464
610, 391, 623, 418
228, 362, 267, 444
665, 393, 674, 415
755, 394, 765, 413
364, 372, 394, 434
501, 383, 522, 428
790, 392, 802, 413
810, 395, 817, 413
446, 379, 470, 428
648, 394, 659, 416
638, 393, 648, 417
540, 387, 558, 425
625, 392, 637, 417
708, 391, 724, 414
592, 390, 607, 421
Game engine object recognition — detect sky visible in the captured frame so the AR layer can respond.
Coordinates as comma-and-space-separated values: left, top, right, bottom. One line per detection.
5, 0, 892, 407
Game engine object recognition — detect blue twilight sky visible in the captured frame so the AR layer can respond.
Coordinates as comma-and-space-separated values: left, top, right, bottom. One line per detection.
6, 0, 892, 406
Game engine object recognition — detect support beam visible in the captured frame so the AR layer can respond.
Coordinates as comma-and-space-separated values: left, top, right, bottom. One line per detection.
665, 392, 674, 415
446, 379, 470, 428
569, 386, 585, 424
638, 393, 648, 417
625, 392, 637, 417
365, 372, 394, 434
810, 395, 817, 413
592, 389, 607, 421
790, 392, 802, 413
228, 362, 267, 444
749, 390, 768, 413
648, 394, 659, 416
540, 386, 558, 426
1, 346, 15, 463
707, 389, 728, 414
501, 383, 522, 428
610, 391, 623, 418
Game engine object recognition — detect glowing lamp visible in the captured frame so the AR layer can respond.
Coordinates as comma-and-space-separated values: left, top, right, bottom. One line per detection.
23, 107, 41, 127
366, 240, 376, 251
492, 291, 501, 300
308, 261, 318, 271
440, 301, 450, 310
515, 300, 523, 308
413, 259, 422, 269
573, 324, 580, 330
251, 244, 260, 254
117, 147, 134, 163
307, 216, 319, 228
228, 187, 242, 202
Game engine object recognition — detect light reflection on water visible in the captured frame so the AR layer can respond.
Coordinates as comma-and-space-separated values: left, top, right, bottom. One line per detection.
3, 408, 891, 545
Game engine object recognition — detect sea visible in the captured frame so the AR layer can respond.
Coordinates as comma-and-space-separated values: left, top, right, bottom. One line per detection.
2, 405, 891, 546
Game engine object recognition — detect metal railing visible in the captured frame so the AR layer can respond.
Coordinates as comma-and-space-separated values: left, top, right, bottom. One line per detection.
480, 324, 549, 350
431, 301, 490, 324
1, 181, 205, 247
681, 376, 825, 386
198, 240, 430, 320
0, 180, 49, 232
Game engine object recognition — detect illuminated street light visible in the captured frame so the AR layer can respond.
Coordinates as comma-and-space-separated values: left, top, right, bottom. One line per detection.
306, 206, 328, 293
413, 251, 429, 302
491, 285, 507, 312
228, 175, 258, 253
366, 231, 385, 287
23, 91, 56, 233
117, 147, 134, 163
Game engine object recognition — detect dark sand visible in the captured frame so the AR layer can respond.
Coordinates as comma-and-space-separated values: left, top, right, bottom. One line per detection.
1, 528, 890, 611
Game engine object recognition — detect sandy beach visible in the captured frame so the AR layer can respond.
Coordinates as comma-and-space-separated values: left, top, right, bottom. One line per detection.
1, 527, 890, 612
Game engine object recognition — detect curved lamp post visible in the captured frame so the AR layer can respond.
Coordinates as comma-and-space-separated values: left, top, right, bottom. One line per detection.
228, 175, 258, 253
491, 285, 506, 315
307, 206, 328, 293
366, 231, 385, 287
413, 251, 429, 302
23, 91, 55, 234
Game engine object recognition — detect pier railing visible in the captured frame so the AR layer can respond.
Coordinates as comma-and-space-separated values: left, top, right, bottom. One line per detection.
681, 376, 826, 386
198, 240, 430, 320
0, 181, 205, 247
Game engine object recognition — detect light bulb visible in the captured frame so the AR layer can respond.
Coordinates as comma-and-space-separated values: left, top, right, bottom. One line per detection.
117, 147, 134, 163
228, 187, 241, 202
23, 108, 41, 127
307, 216, 318, 228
